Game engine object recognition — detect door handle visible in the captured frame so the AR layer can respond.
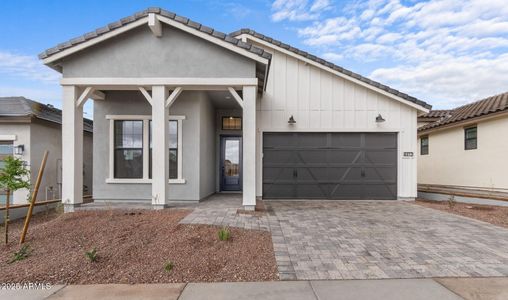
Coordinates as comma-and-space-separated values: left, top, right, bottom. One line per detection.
361, 170, 365, 177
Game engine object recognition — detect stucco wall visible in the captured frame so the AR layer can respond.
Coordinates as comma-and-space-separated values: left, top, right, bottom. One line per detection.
199, 95, 217, 199
251, 43, 419, 199
0, 123, 31, 204
93, 90, 215, 202
60, 25, 256, 79
418, 116, 508, 191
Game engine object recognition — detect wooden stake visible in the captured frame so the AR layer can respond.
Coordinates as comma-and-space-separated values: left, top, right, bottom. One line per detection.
4, 190, 10, 244
19, 150, 49, 244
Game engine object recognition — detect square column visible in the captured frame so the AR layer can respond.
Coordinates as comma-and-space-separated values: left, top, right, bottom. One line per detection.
242, 86, 257, 210
62, 86, 83, 212
151, 85, 169, 208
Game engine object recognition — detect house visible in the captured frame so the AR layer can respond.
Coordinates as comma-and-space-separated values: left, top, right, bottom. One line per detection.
0, 97, 93, 205
38, 7, 431, 211
418, 92, 508, 200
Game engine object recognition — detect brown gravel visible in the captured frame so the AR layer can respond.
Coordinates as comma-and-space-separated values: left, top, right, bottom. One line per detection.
415, 199, 508, 228
0, 209, 278, 284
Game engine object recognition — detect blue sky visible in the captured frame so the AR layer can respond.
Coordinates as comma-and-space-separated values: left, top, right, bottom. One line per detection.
1, 0, 507, 117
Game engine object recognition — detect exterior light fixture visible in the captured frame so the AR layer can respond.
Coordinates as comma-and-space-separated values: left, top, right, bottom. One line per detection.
288, 115, 296, 125
375, 114, 386, 123
14, 145, 24, 155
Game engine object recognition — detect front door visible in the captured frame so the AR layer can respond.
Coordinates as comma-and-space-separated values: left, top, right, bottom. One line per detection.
220, 136, 242, 191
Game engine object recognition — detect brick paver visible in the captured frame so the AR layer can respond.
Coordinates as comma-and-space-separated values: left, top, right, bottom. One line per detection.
268, 200, 508, 280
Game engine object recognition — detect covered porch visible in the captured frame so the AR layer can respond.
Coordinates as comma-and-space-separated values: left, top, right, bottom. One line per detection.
61, 79, 259, 211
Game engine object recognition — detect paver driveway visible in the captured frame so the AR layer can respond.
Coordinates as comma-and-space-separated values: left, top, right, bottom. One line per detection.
267, 200, 508, 280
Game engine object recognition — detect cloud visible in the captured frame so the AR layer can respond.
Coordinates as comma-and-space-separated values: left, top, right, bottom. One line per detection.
271, 0, 332, 22
0, 51, 60, 83
276, 0, 508, 108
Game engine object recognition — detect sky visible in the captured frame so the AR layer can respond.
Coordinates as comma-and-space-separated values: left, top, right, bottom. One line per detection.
1, 0, 507, 117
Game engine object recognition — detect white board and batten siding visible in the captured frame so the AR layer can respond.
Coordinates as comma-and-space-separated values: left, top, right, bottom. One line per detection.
255, 47, 418, 199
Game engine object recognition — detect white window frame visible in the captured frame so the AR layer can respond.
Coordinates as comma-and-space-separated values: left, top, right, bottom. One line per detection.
105, 115, 185, 184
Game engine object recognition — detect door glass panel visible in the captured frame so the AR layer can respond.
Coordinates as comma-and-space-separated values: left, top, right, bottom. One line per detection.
224, 140, 240, 177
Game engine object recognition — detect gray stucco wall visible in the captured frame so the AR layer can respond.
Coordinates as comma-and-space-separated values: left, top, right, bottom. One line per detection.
199, 95, 216, 199
30, 120, 93, 201
60, 25, 256, 78
93, 90, 216, 202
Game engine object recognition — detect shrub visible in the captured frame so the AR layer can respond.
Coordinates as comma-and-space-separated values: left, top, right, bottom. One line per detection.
85, 248, 98, 262
218, 227, 231, 241
164, 261, 174, 272
10, 244, 31, 263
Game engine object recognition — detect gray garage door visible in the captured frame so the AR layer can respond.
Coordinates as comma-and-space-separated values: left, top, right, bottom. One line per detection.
263, 132, 397, 200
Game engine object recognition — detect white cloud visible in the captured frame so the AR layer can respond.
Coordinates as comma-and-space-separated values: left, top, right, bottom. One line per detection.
278, 0, 508, 108
271, 0, 332, 22
0, 51, 60, 83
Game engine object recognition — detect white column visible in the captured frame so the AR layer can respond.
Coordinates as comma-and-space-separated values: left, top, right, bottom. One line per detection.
242, 86, 257, 210
151, 85, 169, 208
62, 85, 83, 212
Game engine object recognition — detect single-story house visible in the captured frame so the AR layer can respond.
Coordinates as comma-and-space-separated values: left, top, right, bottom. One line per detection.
38, 7, 431, 211
418, 92, 508, 200
0, 97, 93, 205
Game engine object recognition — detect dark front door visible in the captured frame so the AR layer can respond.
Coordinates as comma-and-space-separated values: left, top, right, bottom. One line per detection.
220, 136, 242, 191
262, 132, 397, 200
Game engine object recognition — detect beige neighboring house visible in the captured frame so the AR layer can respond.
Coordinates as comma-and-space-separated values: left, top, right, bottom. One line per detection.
417, 92, 508, 201
0, 97, 93, 205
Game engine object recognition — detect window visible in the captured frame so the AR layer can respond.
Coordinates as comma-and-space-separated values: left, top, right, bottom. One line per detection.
420, 136, 429, 155
149, 120, 178, 179
107, 115, 184, 183
222, 116, 242, 130
114, 120, 143, 178
465, 126, 477, 150
0, 141, 13, 205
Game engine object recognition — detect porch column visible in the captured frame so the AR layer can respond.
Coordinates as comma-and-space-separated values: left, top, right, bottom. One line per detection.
242, 86, 257, 210
62, 85, 83, 212
151, 85, 169, 208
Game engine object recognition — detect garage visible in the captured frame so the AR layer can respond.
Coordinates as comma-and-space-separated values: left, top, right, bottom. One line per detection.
262, 132, 397, 200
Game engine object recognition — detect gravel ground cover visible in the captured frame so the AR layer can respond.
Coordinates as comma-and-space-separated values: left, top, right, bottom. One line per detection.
415, 199, 508, 228
0, 209, 278, 284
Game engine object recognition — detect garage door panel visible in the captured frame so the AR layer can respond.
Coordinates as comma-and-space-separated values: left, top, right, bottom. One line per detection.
330, 133, 362, 148
263, 132, 397, 200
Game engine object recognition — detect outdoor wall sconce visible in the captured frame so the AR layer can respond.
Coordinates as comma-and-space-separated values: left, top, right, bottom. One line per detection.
14, 145, 24, 155
288, 115, 296, 125
375, 114, 386, 123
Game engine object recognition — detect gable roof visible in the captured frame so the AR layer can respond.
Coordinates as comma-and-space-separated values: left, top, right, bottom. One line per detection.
230, 29, 432, 111
0, 97, 93, 132
418, 91, 508, 132
39, 8, 271, 64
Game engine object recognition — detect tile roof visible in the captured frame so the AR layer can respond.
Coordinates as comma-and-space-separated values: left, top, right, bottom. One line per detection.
418, 109, 452, 119
38, 8, 272, 63
230, 29, 432, 110
0, 97, 93, 132
418, 91, 508, 132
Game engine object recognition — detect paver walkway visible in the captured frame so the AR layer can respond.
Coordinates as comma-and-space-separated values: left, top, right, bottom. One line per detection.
268, 200, 508, 280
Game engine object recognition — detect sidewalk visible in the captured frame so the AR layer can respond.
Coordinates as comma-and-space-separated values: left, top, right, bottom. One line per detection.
2, 278, 508, 300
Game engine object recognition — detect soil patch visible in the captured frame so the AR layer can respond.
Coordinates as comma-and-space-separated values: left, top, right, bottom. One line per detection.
0, 209, 278, 284
415, 199, 508, 228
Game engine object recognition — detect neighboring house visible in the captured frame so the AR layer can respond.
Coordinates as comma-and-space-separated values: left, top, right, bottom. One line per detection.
418, 92, 508, 200
38, 7, 430, 211
417, 110, 451, 128
0, 97, 93, 205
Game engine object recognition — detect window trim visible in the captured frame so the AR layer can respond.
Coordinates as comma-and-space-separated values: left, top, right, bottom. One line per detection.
464, 126, 478, 150
420, 136, 429, 155
106, 115, 186, 184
